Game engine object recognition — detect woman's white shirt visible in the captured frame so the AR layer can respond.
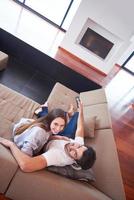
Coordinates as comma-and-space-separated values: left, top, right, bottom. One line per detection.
13, 118, 50, 156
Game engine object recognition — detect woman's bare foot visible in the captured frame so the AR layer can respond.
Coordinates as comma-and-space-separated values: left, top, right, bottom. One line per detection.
34, 101, 48, 115
67, 104, 74, 117
41, 101, 48, 108
65, 104, 74, 123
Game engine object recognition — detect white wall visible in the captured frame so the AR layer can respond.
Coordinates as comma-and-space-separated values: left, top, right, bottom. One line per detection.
60, 0, 134, 74
117, 35, 134, 65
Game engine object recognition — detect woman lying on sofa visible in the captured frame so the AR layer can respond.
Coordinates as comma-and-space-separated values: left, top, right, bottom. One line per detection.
12, 107, 68, 157
0, 100, 96, 173
12, 102, 78, 157
34, 101, 79, 139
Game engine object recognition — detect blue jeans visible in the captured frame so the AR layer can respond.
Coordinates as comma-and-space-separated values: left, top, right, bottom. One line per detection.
37, 107, 78, 139
37, 106, 48, 117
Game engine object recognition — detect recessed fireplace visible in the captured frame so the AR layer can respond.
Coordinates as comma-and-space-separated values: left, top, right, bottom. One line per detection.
79, 28, 114, 59
75, 18, 121, 61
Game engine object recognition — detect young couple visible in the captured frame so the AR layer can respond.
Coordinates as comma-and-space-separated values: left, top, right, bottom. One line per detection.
0, 100, 96, 172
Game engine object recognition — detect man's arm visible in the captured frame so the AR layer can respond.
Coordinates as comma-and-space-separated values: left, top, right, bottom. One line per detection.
0, 138, 47, 172
75, 101, 84, 138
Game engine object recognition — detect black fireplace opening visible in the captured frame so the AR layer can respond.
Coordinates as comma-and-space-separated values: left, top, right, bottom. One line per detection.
79, 28, 114, 59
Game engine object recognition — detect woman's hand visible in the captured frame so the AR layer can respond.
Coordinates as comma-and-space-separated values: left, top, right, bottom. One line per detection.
0, 137, 13, 148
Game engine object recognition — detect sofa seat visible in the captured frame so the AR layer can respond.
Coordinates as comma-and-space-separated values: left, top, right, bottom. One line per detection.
5, 169, 111, 200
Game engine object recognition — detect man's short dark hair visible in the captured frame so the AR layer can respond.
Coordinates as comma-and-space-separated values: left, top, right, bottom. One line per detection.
76, 147, 96, 170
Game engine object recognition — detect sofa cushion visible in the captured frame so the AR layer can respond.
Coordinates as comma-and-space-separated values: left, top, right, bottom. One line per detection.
84, 116, 96, 138
83, 104, 112, 130
47, 82, 79, 112
80, 88, 107, 106
80, 88, 112, 131
47, 165, 95, 182
0, 84, 39, 139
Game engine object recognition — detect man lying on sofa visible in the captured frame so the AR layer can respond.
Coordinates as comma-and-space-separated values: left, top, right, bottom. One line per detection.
0, 101, 96, 173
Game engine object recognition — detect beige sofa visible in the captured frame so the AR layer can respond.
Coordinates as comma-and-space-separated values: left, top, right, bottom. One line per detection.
0, 51, 8, 71
0, 82, 126, 200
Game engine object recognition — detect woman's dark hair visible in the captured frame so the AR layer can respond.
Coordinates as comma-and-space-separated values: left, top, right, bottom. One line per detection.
76, 147, 96, 170
15, 108, 67, 135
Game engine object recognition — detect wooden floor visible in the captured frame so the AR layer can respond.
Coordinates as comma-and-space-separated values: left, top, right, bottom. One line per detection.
0, 195, 10, 200
0, 48, 134, 200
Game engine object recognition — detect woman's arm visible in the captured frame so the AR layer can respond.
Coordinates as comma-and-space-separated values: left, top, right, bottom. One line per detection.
0, 138, 47, 172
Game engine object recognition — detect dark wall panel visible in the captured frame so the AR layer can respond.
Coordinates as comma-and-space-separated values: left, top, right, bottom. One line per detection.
0, 28, 101, 92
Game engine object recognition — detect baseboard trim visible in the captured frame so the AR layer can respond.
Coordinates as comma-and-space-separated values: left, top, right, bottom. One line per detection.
58, 47, 107, 77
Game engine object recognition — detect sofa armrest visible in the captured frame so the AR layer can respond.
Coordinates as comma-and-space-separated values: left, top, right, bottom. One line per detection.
0, 144, 18, 193
0, 51, 8, 71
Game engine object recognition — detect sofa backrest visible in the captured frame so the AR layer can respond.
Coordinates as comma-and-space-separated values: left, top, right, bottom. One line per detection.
0, 84, 39, 139
47, 82, 79, 112
80, 89, 126, 200
80, 89, 112, 130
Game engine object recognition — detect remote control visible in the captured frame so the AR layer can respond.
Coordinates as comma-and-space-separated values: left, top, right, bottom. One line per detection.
75, 96, 80, 108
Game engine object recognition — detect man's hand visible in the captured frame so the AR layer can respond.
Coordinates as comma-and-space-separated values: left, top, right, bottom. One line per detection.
0, 137, 13, 148
77, 100, 83, 113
